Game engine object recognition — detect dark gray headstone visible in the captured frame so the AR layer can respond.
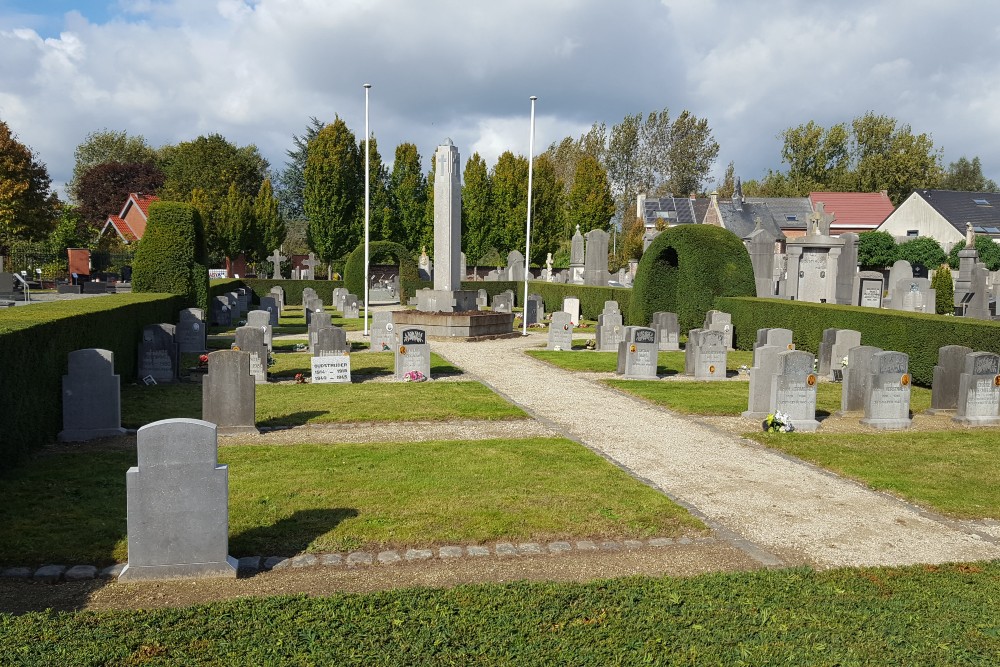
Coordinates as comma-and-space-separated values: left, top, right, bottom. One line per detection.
59, 348, 126, 442
308, 311, 332, 352
234, 326, 267, 384
525, 294, 544, 326
953, 351, 1000, 425
119, 418, 237, 581
211, 296, 233, 327
617, 326, 658, 379
137, 324, 179, 383
651, 312, 679, 351
770, 350, 819, 431
371, 311, 395, 352
343, 294, 360, 319
177, 308, 206, 354
394, 326, 431, 381
929, 345, 974, 412
817, 328, 840, 377
547, 311, 574, 351
259, 296, 279, 326
202, 350, 258, 435
314, 326, 349, 356
236, 288, 249, 314
861, 351, 912, 429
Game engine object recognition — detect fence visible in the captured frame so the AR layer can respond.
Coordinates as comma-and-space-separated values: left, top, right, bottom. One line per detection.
2, 244, 135, 281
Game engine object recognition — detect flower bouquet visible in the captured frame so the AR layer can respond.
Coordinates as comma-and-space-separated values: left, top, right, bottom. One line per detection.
198, 354, 209, 368
762, 411, 794, 433
294, 372, 307, 384
403, 370, 427, 382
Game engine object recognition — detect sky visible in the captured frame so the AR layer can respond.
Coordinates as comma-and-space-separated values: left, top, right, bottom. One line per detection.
3, 0, 1000, 198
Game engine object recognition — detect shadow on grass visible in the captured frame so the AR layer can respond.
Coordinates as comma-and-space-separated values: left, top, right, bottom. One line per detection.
230, 507, 360, 556
257, 410, 327, 428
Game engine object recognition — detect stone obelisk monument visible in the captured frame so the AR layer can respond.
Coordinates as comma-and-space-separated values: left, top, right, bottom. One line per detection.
417, 139, 477, 312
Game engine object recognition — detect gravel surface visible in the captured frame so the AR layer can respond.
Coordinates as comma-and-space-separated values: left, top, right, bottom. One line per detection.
433, 333, 1000, 569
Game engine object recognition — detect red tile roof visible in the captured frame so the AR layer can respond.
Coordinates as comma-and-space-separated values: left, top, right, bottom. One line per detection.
131, 193, 158, 217
104, 215, 138, 242
809, 192, 895, 230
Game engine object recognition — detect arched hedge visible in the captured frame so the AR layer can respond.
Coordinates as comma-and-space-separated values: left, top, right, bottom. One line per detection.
344, 241, 420, 303
132, 202, 209, 311
628, 224, 755, 331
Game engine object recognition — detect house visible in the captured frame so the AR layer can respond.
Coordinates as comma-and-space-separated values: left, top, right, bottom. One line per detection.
637, 193, 709, 229
100, 193, 159, 243
875, 189, 1000, 251
702, 179, 808, 240
808, 191, 894, 235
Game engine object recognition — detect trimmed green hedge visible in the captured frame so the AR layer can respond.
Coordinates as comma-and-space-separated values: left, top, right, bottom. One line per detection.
520, 282, 633, 321
132, 202, 208, 311
0, 293, 184, 470
239, 279, 343, 306
631, 225, 755, 332
344, 241, 419, 304
716, 296, 1000, 386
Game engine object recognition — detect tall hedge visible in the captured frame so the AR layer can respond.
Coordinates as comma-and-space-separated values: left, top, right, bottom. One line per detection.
344, 241, 419, 303
715, 296, 1000, 386
521, 282, 633, 321
629, 225, 755, 331
236, 279, 343, 306
132, 202, 208, 311
0, 293, 183, 471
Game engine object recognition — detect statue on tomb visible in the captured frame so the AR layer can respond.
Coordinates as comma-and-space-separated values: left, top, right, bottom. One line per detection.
967, 222, 975, 246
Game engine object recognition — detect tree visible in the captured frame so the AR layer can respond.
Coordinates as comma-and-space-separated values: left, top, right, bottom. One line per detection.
0, 119, 60, 248
947, 236, 1000, 271
462, 152, 493, 264
47, 205, 87, 258
605, 113, 643, 221
359, 133, 392, 242
276, 117, 325, 220
491, 151, 529, 252
940, 156, 998, 192
213, 182, 254, 275
132, 201, 207, 310
253, 178, 285, 263
851, 112, 942, 204
895, 236, 946, 272
388, 143, 427, 250
716, 161, 736, 198
930, 264, 954, 315
528, 154, 564, 265
665, 110, 720, 195
303, 117, 362, 264
74, 161, 164, 231
69, 129, 157, 202
566, 153, 614, 236
857, 230, 898, 270
778, 121, 851, 193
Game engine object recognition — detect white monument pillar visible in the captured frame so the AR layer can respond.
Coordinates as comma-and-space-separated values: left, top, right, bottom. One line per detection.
433, 139, 461, 292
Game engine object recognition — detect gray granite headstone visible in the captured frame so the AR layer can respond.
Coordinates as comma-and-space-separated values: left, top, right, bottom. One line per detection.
507, 250, 525, 282
743, 344, 784, 418
839, 345, 883, 413
332, 287, 348, 312
689, 329, 727, 380
861, 351, 912, 429
583, 228, 610, 286
202, 350, 258, 435
829, 330, 862, 380
476, 289, 488, 308
308, 311, 332, 353
177, 308, 206, 354
953, 352, 1000, 425
343, 294, 360, 319
226, 292, 239, 318
928, 345, 974, 413
211, 296, 233, 327
234, 326, 267, 384
703, 310, 734, 350
259, 296, 279, 326
886, 260, 913, 302
269, 286, 284, 312
616, 326, 658, 379
236, 288, 249, 314
492, 290, 514, 314
817, 328, 840, 377
770, 350, 819, 431
246, 310, 273, 352
314, 326, 349, 356
395, 326, 431, 381
59, 348, 126, 442
754, 328, 794, 352
268, 249, 286, 279
853, 271, 884, 308
119, 418, 237, 581
595, 311, 624, 352
651, 312, 680, 351
371, 311, 396, 352
525, 294, 544, 325
547, 311, 574, 351
138, 324, 179, 383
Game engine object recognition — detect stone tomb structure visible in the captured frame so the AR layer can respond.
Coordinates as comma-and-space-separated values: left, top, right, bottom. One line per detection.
569, 225, 585, 284
138, 324, 179, 384
616, 326, 658, 379
744, 221, 779, 297
119, 418, 237, 581
928, 345, 974, 413
853, 271, 885, 308
743, 344, 784, 419
651, 312, 680, 351
860, 351, 912, 429
177, 308, 206, 354
547, 311, 574, 351
246, 310, 273, 352
953, 351, 1000, 426
370, 311, 396, 351
394, 325, 431, 381
234, 325, 268, 384
890, 277, 935, 313
781, 207, 844, 303
771, 350, 820, 432
703, 310, 734, 350
839, 345, 883, 413
311, 328, 351, 384
685, 329, 727, 380
59, 348, 127, 442
202, 350, 258, 435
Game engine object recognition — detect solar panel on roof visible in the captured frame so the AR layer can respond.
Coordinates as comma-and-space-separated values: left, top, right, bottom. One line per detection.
974, 198, 991, 206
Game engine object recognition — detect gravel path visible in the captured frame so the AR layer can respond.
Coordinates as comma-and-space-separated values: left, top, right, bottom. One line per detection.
433, 334, 1000, 569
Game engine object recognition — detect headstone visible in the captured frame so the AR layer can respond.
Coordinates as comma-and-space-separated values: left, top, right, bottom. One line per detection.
839, 345, 883, 413
370, 311, 395, 352
314, 326, 349, 356
395, 326, 431, 381
966, 262, 991, 320
616, 326, 659, 379
524, 294, 544, 325
343, 294, 360, 319
562, 297, 581, 325
835, 233, 859, 305
569, 225, 585, 284
58, 348, 126, 442
0, 271, 14, 299
829, 329, 862, 380
226, 292, 239, 318
507, 250, 525, 282
300, 252, 319, 280
928, 345, 974, 413
891, 277, 935, 313
308, 311, 332, 352
860, 351, 912, 429
754, 328, 793, 352
269, 286, 285, 312
886, 260, 913, 302
688, 329, 727, 380
485, 269, 499, 281
817, 328, 839, 377
234, 326, 267, 384
137, 324, 179, 383
770, 350, 820, 431
332, 287, 348, 312
118, 418, 237, 581
703, 310, 733, 350
547, 311, 574, 351
953, 352, 1000, 425
651, 312, 680, 351
852, 271, 884, 308
311, 328, 351, 383
211, 296, 233, 327
268, 249, 286, 279
742, 344, 784, 418
476, 289, 488, 308
246, 310, 273, 352
583, 228, 610, 286
595, 310, 624, 352
177, 308, 206, 354
492, 290, 514, 314
745, 223, 777, 297
202, 350, 258, 435
236, 288, 249, 314
259, 296, 279, 327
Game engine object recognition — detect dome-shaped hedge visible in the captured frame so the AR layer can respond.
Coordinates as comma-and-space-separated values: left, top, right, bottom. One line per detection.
628, 224, 755, 332
344, 241, 419, 303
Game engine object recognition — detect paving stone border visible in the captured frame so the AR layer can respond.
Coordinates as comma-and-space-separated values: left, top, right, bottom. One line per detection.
0, 536, 714, 583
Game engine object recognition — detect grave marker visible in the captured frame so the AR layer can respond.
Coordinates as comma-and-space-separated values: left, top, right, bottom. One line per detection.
137, 324, 179, 383
839, 345, 883, 413
234, 325, 268, 384
928, 345, 974, 413
547, 311, 574, 350
617, 326, 658, 379
703, 310, 733, 350
259, 296, 279, 326
177, 308, 206, 354
743, 344, 784, 418
268, 249, 286, 279
688, 329, 727, 380
860, 351, 912, 429
562, 297, 580, 325
770, 350, 819, 431
524, 294, 544, 325
829, 329, 862, 380
394, 326, 431, 381
246, 310, 273, 352
953, 351, 1000, 425
201, 350, 258, 435
651, 312, 679, 351
311, 328, 351, 383
58, 348, 126, 442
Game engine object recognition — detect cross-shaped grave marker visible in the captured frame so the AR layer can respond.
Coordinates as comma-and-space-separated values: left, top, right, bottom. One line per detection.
268, 249, 286, 279
301, 252, 319, 280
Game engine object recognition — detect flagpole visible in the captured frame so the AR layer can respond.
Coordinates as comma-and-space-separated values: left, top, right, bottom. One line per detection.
522, 95, 537, 336
363, 83, 371, 335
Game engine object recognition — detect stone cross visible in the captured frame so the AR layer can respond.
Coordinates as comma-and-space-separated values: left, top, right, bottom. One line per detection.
268, 249, 286, 279
807, 202, 834, 236
301, 252, 319, 280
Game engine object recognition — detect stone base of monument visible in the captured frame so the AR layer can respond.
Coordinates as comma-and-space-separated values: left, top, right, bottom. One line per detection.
58, 426, 127, 442
859, 416, 912, 430
416, 288, 478, 312
394, 309, 517, 341
952, 415, 1000, 426
118, 556, 238, 582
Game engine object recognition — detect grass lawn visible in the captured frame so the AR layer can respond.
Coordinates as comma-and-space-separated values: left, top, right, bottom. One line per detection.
527, 348, 754, 374
121, 381, 524, 429
746, 430, 1000, 519
3, 563, 999, 664
604, 379, 933, 416
0, 438, 699, 564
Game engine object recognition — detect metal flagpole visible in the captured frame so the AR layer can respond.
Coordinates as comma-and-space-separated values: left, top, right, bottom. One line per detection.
522, 95, 537, 336
363, 83, 371, 336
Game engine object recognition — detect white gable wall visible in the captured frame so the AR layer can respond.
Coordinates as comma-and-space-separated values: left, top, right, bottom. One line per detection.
876, 193, 964, 251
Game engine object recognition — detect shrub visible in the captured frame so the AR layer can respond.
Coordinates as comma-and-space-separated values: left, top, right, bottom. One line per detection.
857, 230, 898, 270
132, 202, 208, 310
947, 236, 1000, 271
629, 225, 755, 331
930, 264, 954, 315
343, 241, 419, 303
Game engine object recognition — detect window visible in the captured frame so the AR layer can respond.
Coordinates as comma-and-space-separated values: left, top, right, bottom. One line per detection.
785, 215, 797, 221
906, 230, 919, 237
974, 198, 991, 206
